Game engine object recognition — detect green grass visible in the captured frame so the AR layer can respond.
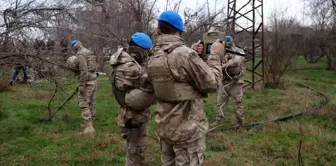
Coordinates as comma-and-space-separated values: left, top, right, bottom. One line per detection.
0, 57, 335, 165
292, 56, 328, 69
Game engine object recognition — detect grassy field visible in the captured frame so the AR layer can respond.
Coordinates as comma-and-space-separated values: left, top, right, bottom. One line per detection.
0, 57, 335, 166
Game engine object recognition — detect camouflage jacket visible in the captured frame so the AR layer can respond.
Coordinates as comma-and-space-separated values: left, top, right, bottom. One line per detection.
145, 35, 222, 144
74, 47, 97, 83
110, 48, 150, 128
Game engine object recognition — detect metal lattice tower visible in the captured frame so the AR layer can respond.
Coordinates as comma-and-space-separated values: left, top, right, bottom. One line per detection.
227, 0, 264, 89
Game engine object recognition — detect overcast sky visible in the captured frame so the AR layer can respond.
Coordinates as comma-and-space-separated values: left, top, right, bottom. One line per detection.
0, 0, 309, 27
1, 0, 308, 25
157, 0, 309, 25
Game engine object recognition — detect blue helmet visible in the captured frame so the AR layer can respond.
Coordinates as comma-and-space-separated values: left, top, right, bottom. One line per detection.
131, 32, 152, 49
226, 35, 233, 42
71, 40, 78, 46
159, 10, 184, 32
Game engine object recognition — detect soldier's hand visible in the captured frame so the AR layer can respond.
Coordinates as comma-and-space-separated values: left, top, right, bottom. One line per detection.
222, 60, 234, 69
125, 119, 139, 129
191, 40, 203, 55
210, 39, 225, 56
191, 40, 200, 50
232, 72, 243, 80
140, 74, 154, 93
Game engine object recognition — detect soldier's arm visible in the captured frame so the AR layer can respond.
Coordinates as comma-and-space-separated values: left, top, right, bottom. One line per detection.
114, 62, 141, 91
221, 54, 234, 69
116, 62, 155, 107
223, 54, 244, 68
206, 51, 223, 88
176, 48, 222, 94
66, 56, 79, 73
140, 73, 154, 93
140, 64, 155, 104
139, 57, 154, 94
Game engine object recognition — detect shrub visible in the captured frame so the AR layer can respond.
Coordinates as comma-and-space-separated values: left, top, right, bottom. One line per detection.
0, 77, 10, 92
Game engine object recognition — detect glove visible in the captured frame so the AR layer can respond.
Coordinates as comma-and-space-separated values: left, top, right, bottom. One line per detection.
210, 39, 225, 56
121, 128, 129, 139
232, 72, 243, 80
191, 40, 203, 55
140, 73, 154, 93
125, 119, 140, 129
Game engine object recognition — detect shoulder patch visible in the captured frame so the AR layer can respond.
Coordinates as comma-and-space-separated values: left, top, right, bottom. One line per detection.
188, 50, 199, 58
173, 46, 198, 58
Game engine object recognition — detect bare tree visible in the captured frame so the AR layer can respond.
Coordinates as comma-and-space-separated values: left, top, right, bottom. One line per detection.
181, 0, 226, 45
264, 12, 303, 89
66, 0, 159, 71
0, 0, 80, 118
164, 0, 183, 12
304, 0, 336, 70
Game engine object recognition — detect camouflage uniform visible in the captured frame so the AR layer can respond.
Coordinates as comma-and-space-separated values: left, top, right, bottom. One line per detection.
67, 41, 97, 133
110, 47, 151, 166
216, 47, 245, 126
144, 35, 222, 166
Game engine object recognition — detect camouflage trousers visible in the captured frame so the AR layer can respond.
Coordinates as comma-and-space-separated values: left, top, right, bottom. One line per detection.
160, 137, 205, 166
78, 80, 97, 123
216, 82, 244, 125
122, 121, 148, 166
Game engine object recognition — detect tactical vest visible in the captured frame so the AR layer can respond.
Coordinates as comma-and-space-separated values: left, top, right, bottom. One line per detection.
86, 52, 97, 72
111, 69, 126, 105
147, 46, 203, 102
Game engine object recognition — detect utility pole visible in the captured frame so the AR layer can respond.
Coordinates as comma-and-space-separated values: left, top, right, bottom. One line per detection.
227, 0, 265, 89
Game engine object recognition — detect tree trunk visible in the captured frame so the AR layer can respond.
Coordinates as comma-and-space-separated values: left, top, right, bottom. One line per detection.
313, 54, 324, 63
326, 55, 332, 70
321, 48, 334, 70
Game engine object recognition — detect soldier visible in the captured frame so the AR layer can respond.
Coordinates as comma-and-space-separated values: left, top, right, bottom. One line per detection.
10, 63, 28, 85
109, 32, 154, 166
142, 11, 223, 166
67, 40, 97, 134
215, 35, 245, 127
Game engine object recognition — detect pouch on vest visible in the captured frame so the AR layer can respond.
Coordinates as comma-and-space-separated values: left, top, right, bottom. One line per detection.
111, 69, 126, 105
86, 52, 97, 72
